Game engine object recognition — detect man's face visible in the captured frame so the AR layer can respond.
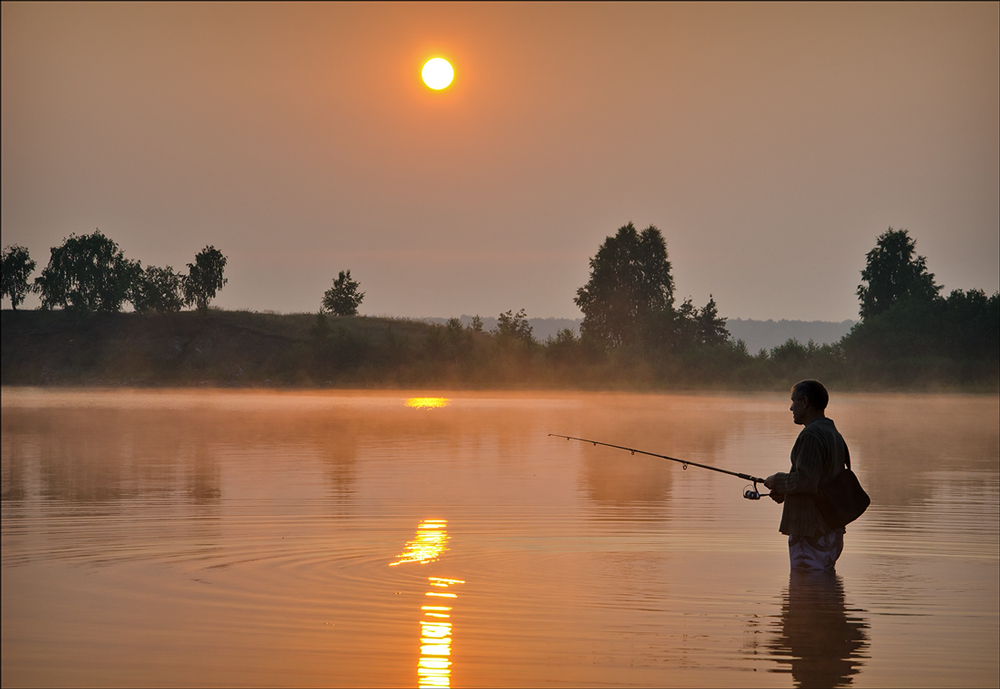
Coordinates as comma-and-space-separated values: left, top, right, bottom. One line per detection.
790, 394, 809, 425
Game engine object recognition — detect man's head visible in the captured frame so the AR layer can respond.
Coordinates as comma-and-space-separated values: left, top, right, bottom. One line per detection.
790, 379, 829, 425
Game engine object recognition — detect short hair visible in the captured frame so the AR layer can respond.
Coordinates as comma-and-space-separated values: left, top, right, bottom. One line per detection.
792, 379, 829, 410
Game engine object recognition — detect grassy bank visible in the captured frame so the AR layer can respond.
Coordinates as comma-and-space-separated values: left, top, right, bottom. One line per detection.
2, 309, 996, 391
0, 309, 574, 388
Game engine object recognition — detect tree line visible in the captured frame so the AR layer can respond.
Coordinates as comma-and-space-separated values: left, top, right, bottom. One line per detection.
321, 222, 729, 351
3, 224, 997, 389
2, 231, 227, 313
571, 224, 997, 366
843, 228, 998, 365
314, 221, 996, 388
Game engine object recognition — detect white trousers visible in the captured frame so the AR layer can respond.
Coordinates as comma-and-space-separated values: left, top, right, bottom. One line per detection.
788, 529, 845, 571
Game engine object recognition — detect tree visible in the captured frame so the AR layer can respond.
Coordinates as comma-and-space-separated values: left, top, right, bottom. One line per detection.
131, 264, 185, 313
843, 287, 1000, 363
696, 295, 730, 346
183, 246, 228, 311
35, 231, 139, 312
545, 328, 586, 365
492, 308, 535, 344
1, 245, 36, 310
574, 222, 675, 348
322, 270, 364, 316
940, 289, 1000, 362
857, 228, 941, 320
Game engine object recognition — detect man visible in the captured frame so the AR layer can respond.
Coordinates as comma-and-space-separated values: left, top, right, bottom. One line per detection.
764, 380, 849, 571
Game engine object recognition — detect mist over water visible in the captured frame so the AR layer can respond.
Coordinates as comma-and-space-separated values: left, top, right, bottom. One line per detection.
2, 389, 997, 687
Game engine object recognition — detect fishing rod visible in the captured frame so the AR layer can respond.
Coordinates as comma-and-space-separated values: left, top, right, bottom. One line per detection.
549, 434, 771, 500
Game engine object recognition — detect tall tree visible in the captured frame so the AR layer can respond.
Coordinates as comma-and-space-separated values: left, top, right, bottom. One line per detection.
322, 270, 364, 316
183, 246, 228, 311
857, 228, 941, 320
35, 231, 139, 312
574, 222, 675, 348
1, 245, 36, 310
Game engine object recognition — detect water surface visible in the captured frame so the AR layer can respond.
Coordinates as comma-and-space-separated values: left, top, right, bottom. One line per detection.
2, 389, 998, 687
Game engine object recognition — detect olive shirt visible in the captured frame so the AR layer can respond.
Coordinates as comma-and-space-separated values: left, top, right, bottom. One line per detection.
770, 417, 848, 538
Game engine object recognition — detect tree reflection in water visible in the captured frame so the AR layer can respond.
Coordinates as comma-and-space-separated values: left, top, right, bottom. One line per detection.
769, 570, 870, 688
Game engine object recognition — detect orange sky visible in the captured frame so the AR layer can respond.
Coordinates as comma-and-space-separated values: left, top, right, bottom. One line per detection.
2, 2, 997, 320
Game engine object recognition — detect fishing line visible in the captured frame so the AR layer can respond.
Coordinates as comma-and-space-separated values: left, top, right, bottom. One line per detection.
549, 434, 770, 501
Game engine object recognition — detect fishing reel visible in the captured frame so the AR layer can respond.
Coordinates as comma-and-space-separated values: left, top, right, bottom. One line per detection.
743, 481, 769, 500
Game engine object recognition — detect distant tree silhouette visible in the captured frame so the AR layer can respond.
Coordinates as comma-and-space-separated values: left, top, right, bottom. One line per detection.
468, 315, 484, 332
939, 288, 1000, 361
545, 328, 588, 365
132, 265, 185, 313
843, 230, 998, 367
2, 245, 36, 310
671, 297, 698, 346
183, 246, 228, 311
492, 308, 534, 344
575, 222, 675, 348
35, 231, 139, 312
844, 287, 999, 363
322, 270, 364, 316
697, 295, 730, 346
857, 228, 940, 320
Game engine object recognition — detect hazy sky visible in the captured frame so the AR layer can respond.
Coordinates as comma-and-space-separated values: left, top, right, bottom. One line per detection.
3, 2, 997, 320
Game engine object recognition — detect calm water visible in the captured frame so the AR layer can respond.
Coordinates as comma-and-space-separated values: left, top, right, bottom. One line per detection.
2, 388, 998, 688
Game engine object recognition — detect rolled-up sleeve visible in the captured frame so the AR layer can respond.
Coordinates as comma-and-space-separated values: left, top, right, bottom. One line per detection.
770, 433, 824, 495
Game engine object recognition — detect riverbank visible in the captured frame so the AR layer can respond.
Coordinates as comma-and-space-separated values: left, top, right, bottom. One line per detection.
2, 309, 996, 391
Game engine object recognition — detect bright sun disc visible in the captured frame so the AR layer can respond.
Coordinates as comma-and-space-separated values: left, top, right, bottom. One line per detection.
422, 58, 454, 90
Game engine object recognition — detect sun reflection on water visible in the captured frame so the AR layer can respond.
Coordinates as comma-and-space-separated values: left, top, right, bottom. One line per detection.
391, 520, 465, 688
418, 577, 465, 687
405, 397, 451, 409
389, 519, 449, 566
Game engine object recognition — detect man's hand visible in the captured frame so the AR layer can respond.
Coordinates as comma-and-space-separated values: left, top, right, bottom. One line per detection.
763, 474, 784, 503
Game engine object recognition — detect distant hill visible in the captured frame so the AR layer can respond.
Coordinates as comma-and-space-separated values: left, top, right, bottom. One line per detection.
420, 315, 855, 351
726, 318, 856, 353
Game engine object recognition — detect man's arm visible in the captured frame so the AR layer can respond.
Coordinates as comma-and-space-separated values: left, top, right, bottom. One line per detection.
763, 433, 824, 495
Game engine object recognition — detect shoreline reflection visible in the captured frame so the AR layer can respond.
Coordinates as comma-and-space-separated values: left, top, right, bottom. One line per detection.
768, 570, 870, 687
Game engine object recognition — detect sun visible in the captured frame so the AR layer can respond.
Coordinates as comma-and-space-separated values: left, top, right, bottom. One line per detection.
421, 58, 454, 90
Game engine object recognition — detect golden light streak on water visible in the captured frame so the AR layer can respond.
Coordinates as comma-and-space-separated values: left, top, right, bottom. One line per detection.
390, 519, 466, 687
405, 397, 451, 409
388, 519, 449, 566
417, 577, 465, 688
422, 605, 452, 619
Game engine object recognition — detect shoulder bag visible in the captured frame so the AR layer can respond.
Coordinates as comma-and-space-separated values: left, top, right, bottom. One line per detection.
812, 444, 871, 529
